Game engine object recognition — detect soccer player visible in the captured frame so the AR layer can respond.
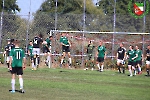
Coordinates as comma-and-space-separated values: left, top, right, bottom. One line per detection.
3, 39, 15, 72
9, 40, 26, 93
59, 33, 72, 68
135, 45, 143, 74
32, 34, 43, 70
96, 41, 106, 72
116, 43, 126, 73
145, 45, 150, 76
27, 41, 34, 70
85, 40, 95, 70
43, 36, 53, 67
126, 45, 136, 76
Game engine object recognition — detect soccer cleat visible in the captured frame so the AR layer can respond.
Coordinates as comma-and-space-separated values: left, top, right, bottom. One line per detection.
20, 89, 25, 93
10, 90, 15, 93
101, 69, 103, 72
130, 75, 133, 77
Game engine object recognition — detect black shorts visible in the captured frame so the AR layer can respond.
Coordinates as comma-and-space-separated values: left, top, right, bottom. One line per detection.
62, 45, 70, 53
136, 60, 142, 65
43, 47, 50, 53
97, 57, 104, 63
128, 61, 136, 66
11, 67, 23, 75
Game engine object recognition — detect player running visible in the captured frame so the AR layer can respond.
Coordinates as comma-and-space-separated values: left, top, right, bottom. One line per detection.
96, 41, 107, 72
135, 45, 143, 74
59, 33, 72, 68
32, 34, 43, 70
116, 43, 126, 74
27, 41, 34, 70
145, 45, 150, 76
126, 45, 136, 77
43, 36, 53, 68
9, 40, 26, 93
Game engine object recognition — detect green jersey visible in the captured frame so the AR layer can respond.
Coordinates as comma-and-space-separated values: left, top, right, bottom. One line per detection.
135, 49, 142, 61
97, 46, 106, 58
45, 38, 51, 47
9, 48, 25, 67
127, 50, 136, 62
60, 36, 69, 46
28, 45, 33, 56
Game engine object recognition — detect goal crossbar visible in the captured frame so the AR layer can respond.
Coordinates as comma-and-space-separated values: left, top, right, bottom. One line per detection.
50, 30, 150, 35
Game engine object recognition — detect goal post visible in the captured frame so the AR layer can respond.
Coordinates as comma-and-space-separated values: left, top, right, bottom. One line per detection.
49, 30, 150, 68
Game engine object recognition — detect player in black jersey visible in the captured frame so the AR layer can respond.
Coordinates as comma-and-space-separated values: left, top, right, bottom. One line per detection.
3, 39, 15, 71
32, 34, 43, 70
116, 43, 126, 73
145, 45, 150, 76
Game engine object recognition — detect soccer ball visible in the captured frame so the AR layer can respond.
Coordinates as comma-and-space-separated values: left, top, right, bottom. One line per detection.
43, 41, 47, 45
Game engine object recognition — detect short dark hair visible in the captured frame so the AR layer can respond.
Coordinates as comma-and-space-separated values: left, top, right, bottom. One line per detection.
49, 36, 53, 38
39, 33, 43, 38
11, 39, 15, 42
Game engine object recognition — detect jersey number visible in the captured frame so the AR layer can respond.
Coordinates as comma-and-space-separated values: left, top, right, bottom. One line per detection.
16, 51, 21, 59
34, 39, 38, 44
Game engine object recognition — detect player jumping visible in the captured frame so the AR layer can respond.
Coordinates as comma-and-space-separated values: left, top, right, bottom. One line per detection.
59, 33, 72, 68
43, 36, 53, 68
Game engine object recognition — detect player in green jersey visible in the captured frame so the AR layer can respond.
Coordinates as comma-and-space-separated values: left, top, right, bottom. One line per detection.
43, 36, 53, 68
59, 33, 72, 68
126, 45, 136, 76
28, 41, 34, 70
134, 46, 143, 74
9, 40, 26, 93
96, 41, 106, 72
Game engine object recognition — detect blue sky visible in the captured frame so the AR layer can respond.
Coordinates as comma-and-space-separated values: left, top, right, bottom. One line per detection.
17, 0, 44, 18
17, 0, 97, 18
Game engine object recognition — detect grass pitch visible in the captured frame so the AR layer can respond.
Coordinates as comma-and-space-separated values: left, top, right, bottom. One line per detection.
0, 66, 150, 100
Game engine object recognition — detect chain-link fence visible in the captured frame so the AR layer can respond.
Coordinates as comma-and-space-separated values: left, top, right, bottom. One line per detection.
48, 30, 150, 68
0, 12, 150, 68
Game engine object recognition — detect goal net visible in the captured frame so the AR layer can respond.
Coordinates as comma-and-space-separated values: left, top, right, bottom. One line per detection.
49, 30, 150, 68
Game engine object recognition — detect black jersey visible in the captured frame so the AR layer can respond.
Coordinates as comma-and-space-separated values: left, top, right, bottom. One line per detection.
117, 47, 126, 60
33, 36, 43, 48
146, 49, 150, 61
5, 43, 15, 56
87, 44, 95, 54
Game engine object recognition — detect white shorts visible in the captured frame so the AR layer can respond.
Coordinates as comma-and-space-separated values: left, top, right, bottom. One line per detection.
146, 61, 150, 65
6, 56, 10, 62
117, 59, 125, 65
33, 48, 40, 55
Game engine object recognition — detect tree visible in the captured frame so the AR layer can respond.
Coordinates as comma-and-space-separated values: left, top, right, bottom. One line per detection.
0, 0, 20, 13
96, 0, 150, 32
31, 0, 104, 33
